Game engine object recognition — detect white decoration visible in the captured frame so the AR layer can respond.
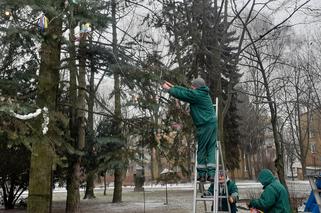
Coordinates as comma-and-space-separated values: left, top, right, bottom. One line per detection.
41, 107, 49, 135
11, 107, 50, 135
10, 109, 42, 120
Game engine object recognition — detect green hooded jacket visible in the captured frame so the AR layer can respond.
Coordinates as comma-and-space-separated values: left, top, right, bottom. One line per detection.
168, 86, 215, 127
208, 180, 239, 213
249, 169, 291, 213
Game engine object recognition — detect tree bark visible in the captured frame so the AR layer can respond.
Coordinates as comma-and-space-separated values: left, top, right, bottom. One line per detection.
27, 3, 62, 212
151, 147, 159, 180
84, 30, 96, 200
84, 171, 96, 199
112, 168, 123, 202
66, 5, 87, 210
103, 171, 107, 196
111, 0, 124, 203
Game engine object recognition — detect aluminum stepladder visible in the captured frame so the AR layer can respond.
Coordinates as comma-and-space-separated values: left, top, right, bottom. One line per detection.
192, 98, 231, 213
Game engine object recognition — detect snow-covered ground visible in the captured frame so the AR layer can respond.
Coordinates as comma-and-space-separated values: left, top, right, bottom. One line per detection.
1, 180, 311, 213
18, 180, 311, 201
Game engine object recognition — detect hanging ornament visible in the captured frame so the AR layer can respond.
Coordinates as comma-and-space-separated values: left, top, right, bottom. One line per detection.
72, 0, 79, 4
64, 0, 69, 8
79, 22, 91, 39
171, 122, 182, 131
132, 94, 139, 104
38, 15, 48, 32
3, 7, 12, 20
4, 9, 11, 17
80, 22, 91, 33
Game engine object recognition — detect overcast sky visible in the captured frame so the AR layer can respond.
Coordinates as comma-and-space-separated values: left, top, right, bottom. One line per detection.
99, 0, 321, 103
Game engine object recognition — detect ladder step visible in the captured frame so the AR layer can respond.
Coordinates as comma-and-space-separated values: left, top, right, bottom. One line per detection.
202, 195, 229, 198
196, 181, 214, 184
192, 108, 232, 213
205, 211, 230, 213
196, 197, 214, 201
196, 196, 229, 201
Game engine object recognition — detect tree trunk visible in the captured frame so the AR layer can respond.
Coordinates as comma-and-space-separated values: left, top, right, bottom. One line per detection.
246, 153, 252, 179
151, 147, 159, 180
104, 172, 107, 196
84, 171, 96, 199
27, 3, 62, 212
66, 17, 87, 212
84, 32, 96, 200
2, 182, 17, 209
111, 0, 124, 203
112, 168, 123, 203
241, 19, 289, 191
186, 135, 192, 179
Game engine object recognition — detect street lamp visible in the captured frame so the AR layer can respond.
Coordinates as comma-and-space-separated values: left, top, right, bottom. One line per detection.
160, 168, 174, 205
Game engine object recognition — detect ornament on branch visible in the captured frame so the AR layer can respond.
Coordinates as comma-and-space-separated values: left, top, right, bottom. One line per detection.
4, 8, 11, 17
38, 14, 48, 32
171, 122, 182, 131
79, 22, 91, 38
64, 0, 79, 8
3, 7, 12, 20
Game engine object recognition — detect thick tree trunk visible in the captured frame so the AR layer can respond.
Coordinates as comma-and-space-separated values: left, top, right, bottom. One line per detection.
84, 171, 96, 199
28, 141, 55, 213
112, 168, 123, 203
27, 3, 62, 212
66, 161, 81, 213
66, 19, 87, 212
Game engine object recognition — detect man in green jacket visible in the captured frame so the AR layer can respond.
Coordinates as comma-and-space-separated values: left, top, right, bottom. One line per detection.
249, 169, 291, 213
204, 172, 239, 213
162, 78, 216, 182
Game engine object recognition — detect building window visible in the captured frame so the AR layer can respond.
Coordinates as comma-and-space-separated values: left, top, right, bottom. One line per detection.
311, 143, 316, 154
309, 129, 315, 139
244, 153, 247, 172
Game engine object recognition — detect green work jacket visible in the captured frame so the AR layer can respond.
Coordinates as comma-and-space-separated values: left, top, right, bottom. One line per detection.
209, 180, 239, 213
249, 169, 291, 213
168, 86, 215, 127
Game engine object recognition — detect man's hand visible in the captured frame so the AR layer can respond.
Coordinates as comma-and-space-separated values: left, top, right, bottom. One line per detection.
162, 81, 173, 91
247, 202, 252, 208
228, 196, 234, 203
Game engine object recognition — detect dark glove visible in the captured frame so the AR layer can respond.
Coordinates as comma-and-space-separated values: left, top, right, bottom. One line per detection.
247, 202, 252, 208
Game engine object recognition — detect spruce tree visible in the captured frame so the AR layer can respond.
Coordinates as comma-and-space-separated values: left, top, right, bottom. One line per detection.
155, 0, 242, 170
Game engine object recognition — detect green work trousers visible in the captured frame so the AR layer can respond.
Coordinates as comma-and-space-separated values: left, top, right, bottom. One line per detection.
196, 122, 216, 177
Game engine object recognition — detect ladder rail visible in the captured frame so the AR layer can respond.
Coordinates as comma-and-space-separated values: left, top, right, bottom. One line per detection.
192, 98, 230, 213
193, 150, 198, 213
218, 140, 231, 213
213, 141, 219, 213
213, 98, 219, 213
